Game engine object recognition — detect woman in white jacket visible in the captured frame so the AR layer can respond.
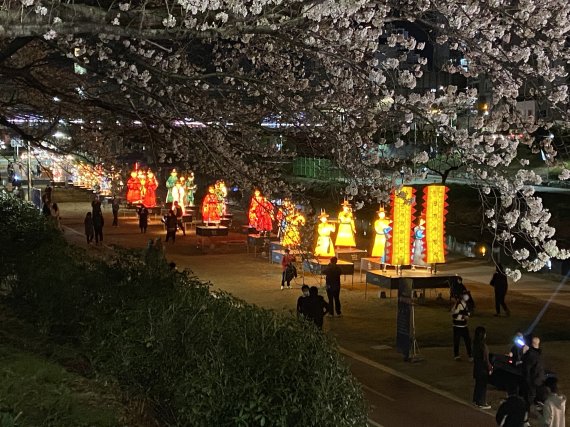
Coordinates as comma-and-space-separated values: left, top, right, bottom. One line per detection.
541, 377, 566, 427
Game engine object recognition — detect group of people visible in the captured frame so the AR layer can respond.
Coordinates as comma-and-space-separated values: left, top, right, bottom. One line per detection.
84, 196, 105, 244
282, 250, 344, 324
450, 276, 565, 426
162, 201, 186, 242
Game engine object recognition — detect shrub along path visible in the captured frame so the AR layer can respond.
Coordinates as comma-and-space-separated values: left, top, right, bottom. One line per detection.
59, 201, 570, 427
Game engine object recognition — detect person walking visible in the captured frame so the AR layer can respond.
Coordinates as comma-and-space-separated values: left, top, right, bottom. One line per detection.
92, 210, 104, 245
472, 326, 493, 409
324, 256, 343, 317
303, 286, 328, 330
173, 201, 186, 236
137, 205, 149, 233
164, 210, 178, 243
280, 248, 296, 290
84, 212, 94, 244
491, 263, 510, 316
541, 377, 566, 427
496, 383, 528, 427
522, 336, 546, 415
111, 196, 120, 226
451, 292, 473, 361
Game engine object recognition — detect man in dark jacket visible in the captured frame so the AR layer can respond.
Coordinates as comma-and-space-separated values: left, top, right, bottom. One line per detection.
164, 210, 178, 242
324, 257, 342, 316
296, 285, 310, 318
111, 196, 120, 226
92, 211, 104, 245
173, 201, 186, 236
522, 336, 546, 413
303, 286, 328, 329
495, 384, 528, 427
490, 264, 510, 316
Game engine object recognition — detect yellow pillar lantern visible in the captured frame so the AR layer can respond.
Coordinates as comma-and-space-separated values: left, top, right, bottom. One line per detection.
387, 186, 415, 266
422, 185, 448, 264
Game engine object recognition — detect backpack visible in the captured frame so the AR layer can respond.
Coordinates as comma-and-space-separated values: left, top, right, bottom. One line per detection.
285, 264, 297, 281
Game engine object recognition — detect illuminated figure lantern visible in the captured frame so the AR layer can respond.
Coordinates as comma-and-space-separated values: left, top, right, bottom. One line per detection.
173, 177, 186, 213
314, 210, 335, 257
334, 200, 356, 247
143, 170, 158, 208
412, 218, 427, 266
281, 207, 305, 248
249, 189, 274, 234
138, 170, 147, 201
165, 169, 178, 204
214, 180, 228, 217
202, 186, 221, 223
185, 172, 197, 206
126, 170, 141, 204
371, 207, 392, 262
276, 200, 291, 239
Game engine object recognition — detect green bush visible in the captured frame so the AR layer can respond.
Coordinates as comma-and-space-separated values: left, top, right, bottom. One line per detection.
0, 194, 367, 426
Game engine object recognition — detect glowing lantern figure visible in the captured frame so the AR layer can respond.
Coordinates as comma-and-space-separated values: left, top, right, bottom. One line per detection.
143, 170, 158, 207
165, 169, 178, 203
249, 189, 274, 233
371, 207, 392, 262
214, 180, 228, 217
412, 218, 427, 266
276, 200, 291, 239
126, 170, 142, 204
314, 210, 336, 257
422, 185, 449, 264
138, 170, 147, 201
185, 172, 197, 206
202, 186, 221, 223
281, 207, 305, 248
173, 177, 186, 213
334, 200, 356, 247
386, 186, 416, 266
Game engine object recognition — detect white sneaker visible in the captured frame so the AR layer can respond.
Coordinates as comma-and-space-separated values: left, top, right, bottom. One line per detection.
280, 286, 284, 290
477, 404, 491, 410
287, 285, 291, 289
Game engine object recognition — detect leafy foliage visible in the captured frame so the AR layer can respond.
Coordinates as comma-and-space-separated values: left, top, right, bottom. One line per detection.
0, 195, 367, 426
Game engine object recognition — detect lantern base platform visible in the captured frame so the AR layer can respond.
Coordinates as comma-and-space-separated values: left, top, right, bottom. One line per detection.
365, 269, 461, 299
335, 248, 367, 265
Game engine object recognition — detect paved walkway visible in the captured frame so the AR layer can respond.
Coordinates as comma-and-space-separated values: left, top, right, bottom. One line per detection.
58, 201, 569, 426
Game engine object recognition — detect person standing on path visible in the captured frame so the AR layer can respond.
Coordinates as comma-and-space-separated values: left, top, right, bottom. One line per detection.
137, 205, 149, 233
303, 286, 328, 330
522, 336, 546, 415
173, 201, 186, 236
451, 292, 473, 361
472, 326, 492, 409
92, 210, 104, 245
84, 212, 94, 244
111, 196, 120, 226
491, 264, 510, 316
495, 383, 528, 427
541, 377, 566, 427
280, 248, 296, 290
164, 210, 178, 243
296, 285, 310, 318
324, 256, 342, 316
91, 195, 102, 216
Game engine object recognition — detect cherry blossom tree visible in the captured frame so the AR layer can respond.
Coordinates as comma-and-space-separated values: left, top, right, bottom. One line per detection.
1, 0, 569, 274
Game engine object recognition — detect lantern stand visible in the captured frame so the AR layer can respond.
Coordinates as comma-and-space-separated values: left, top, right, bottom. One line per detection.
409, 292, 424, 363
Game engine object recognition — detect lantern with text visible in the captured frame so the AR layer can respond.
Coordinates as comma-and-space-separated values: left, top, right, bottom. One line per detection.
386, 187, 415, 266
422, 185, 448, 264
